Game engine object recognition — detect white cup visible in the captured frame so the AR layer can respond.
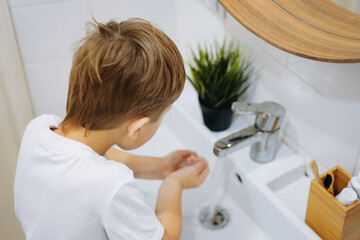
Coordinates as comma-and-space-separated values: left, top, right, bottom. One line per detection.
336, 187, 358, 207
347, 176, 360, 199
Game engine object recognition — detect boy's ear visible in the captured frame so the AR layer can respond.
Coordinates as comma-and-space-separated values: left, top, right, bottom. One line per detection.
127, 116, 150, 140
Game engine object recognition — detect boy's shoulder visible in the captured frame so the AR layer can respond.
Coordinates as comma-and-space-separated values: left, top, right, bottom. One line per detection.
20, 113, 135, 187
17, 114, 136, 211
89, 157, 135, 188
23, 114, 60, 137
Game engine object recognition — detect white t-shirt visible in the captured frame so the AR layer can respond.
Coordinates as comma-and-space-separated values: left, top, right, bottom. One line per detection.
14, 114, 164, 240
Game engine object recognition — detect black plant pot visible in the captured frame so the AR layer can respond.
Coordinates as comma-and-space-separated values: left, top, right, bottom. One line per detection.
199, 103, 233, 132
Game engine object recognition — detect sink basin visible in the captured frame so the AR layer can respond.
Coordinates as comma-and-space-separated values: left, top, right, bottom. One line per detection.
120, 95, 320, 240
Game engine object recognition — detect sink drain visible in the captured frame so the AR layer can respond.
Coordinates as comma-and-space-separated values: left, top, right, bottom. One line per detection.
198, 205, 230, 230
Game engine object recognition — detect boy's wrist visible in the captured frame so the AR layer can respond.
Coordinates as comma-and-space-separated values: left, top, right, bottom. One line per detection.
163, 174, 185, 190
157, 157, 167, 179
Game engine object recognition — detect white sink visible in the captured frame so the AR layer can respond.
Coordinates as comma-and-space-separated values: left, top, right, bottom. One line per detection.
122, 95, 320, 240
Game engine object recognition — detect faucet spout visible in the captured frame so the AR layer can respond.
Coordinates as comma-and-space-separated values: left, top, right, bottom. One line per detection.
213, 101, 285, 163
214, 125, 266, 157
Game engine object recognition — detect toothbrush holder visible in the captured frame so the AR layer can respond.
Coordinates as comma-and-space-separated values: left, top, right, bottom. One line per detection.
305, 165, 360, 240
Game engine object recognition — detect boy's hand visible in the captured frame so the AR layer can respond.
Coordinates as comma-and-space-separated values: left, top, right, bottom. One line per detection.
160, 150, 202, 179
166, 158, 209, 189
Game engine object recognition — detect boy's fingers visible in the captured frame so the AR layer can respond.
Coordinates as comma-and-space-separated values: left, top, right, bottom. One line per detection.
190, 155, 205, 162
184, 155, 202, 166
186, 150, 198, 156
199, 166, 209, 178
198, 166, 209, 184
188, 155, 198, 162
181, 150, 198, 158
193, 159, 207, 173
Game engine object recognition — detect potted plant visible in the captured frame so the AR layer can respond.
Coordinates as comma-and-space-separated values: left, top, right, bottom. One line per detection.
187, 39, 256, 131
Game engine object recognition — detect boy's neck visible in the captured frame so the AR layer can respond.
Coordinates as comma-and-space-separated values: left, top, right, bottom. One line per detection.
52, 127, 116, 156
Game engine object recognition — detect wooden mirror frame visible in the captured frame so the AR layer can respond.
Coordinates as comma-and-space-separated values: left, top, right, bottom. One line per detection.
219, 0, 360, 63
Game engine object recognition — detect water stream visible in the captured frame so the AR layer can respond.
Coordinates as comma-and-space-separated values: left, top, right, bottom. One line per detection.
198, 157, 229, 229
207, 157, 226, 216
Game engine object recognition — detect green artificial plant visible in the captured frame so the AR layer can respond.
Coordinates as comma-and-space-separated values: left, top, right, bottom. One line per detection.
187, 39, 256, 109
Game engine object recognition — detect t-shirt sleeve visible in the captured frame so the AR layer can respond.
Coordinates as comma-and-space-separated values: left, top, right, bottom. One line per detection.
103, 180, 164, 240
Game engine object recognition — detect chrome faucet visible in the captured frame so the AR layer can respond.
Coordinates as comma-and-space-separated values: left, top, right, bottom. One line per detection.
213, 101, 286, 163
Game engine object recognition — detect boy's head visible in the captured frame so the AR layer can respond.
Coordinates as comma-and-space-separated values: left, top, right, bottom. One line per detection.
60, 18, 185, 148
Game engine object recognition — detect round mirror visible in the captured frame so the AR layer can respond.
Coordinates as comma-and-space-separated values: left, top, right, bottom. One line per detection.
220, 0, 360, 63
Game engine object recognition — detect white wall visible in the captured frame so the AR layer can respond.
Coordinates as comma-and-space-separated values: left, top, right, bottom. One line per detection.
9, 0, 359, 177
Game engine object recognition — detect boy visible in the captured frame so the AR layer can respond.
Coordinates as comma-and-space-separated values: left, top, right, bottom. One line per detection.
14, 18, 209, 240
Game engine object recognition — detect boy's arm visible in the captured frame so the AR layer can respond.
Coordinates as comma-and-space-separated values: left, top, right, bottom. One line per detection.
106, 147, 163, 179
106, 147, 199, 180
156, 177, 183, 240
156, 160, 209, 240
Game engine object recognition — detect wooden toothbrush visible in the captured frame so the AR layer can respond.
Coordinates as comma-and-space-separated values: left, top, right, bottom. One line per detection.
310, 159, 325, 188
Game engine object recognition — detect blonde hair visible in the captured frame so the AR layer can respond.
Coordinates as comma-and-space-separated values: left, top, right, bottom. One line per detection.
61, 18, 185, 132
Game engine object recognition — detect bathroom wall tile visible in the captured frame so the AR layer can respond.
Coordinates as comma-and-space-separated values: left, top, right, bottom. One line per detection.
195, 0, 217, 13
24, 59, 71, 117
175, 0, 225, 62
225, 13, 289, 66
88, 0, 177, 42
36, 106, 67, 119
195, 0, 227, 19
354, 149, 360, 176
281, 132, 329, 176
11, 0, 90, 63
8, 0, 48, 8
287, 55, 360, 121
8, 0, 75, 8
226, 27, 360, 174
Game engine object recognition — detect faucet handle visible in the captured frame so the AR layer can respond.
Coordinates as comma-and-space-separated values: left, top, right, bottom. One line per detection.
231, 101, 286, 132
